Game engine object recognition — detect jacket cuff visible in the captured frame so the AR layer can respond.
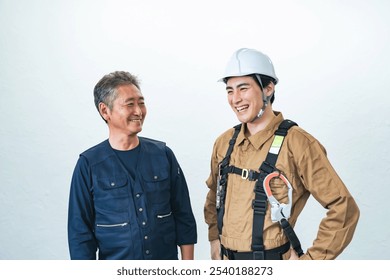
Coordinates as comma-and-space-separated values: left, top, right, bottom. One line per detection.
208, 224, 219, 241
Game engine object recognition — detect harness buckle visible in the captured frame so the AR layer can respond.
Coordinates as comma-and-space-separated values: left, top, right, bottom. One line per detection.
241, 168, 249, 180
253, 250, 265, 260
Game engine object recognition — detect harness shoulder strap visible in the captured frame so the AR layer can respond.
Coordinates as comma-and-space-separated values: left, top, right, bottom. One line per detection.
260, 119, 297, 173
251, 119, 298, 259
217, 124, 241, 235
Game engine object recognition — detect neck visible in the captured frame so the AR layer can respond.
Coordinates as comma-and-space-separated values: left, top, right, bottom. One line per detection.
109, 133, 140, 151
245, 107, 275, 136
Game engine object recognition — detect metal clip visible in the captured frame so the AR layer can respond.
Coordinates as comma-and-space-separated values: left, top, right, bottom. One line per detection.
216, 180, 222, 209
263, 171, 293, 223
216, 163, 223, 209
241, 168, 249, 180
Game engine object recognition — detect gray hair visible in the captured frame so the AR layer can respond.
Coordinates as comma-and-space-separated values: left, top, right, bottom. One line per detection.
93, 71, 141, 122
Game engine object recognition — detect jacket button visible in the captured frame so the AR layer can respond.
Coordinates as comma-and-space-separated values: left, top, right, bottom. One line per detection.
142, 221, 146, 226
110, 182, 115, 187
153, 175, 158, 180
145, 250, 150, 255
135, 194, 140, 198
144, 235, 148, 240
138, 208, 143, 212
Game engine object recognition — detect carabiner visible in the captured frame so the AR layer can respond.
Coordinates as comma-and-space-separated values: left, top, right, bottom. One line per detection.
263, 171, 293, 223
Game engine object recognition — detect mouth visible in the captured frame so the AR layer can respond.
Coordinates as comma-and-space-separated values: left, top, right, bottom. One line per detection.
129, 118, 142, 123
236, 105, 249, 113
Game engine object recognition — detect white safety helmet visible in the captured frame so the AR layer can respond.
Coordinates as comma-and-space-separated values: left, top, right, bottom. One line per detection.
218, 48, 278, 84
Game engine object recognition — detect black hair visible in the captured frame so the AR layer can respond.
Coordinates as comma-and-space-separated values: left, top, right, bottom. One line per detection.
250, 74, 276, 104
224, 74, 276, 103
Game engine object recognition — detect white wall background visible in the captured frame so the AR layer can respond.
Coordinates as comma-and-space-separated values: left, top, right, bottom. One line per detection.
0, 0, 389, 260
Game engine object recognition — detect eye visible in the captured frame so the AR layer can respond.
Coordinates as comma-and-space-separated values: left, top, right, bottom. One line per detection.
227, 90, 233, 95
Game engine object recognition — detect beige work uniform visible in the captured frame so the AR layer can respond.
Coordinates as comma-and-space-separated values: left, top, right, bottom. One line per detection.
204, 112, 359, 260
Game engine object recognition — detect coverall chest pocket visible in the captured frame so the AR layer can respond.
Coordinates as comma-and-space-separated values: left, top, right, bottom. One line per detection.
95, 176, 130, 211
269, 173, 293, 204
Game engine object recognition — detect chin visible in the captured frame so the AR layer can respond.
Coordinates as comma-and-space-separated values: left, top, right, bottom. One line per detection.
129, 127, 142, 135
236, 115, 250, 124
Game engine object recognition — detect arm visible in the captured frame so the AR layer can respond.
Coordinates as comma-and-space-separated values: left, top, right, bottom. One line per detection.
180, 244, 194, 260
166, 147, 197, 254
210, 239, 222, 260
204, 141, 222, 259
297, 141, 360, 260
67, 156, 97, 260
205, 188, 222, 260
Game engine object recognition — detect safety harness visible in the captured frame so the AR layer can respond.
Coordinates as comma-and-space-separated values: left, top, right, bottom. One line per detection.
216, 119, 304, 260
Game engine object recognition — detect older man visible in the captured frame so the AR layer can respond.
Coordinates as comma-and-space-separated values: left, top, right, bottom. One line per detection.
68, 71, 197, 260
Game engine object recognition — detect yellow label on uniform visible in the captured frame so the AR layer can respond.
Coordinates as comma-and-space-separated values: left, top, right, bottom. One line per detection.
271, 135, 284, 148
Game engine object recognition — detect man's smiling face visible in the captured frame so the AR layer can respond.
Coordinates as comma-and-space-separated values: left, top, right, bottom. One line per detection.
226, 76, 264, 124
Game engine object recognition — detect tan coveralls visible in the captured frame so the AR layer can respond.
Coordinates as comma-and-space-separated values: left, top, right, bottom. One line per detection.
204, 112, 359, 260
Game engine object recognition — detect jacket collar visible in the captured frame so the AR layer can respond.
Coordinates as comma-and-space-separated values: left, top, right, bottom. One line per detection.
236, 111, 285, 150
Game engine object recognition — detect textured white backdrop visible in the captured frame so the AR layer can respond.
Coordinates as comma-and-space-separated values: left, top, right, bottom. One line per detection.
0, 0, 389, 260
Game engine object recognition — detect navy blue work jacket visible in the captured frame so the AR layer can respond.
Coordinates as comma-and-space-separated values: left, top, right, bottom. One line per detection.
68, 137, 197, 259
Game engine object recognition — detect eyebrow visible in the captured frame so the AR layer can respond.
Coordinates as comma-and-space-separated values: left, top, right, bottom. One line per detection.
226, 82, 251, 91
124, 96, 145, 102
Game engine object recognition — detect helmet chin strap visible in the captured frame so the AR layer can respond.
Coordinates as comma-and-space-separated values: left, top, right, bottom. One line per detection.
253, 102, 267, 122
249, 74, 273, 123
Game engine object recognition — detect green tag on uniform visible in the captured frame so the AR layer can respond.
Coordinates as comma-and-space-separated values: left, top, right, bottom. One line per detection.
272, 135, 284, 148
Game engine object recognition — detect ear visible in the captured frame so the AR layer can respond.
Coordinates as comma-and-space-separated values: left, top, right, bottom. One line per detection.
263, 82, 275, 98
99, 102, 110, 122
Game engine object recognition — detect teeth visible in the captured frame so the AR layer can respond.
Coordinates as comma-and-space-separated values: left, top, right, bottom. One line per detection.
236, 105, 248, 112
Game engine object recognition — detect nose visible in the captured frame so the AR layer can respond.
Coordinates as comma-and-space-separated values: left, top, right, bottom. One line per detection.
231, 89, 242, 104
134, 105, 143, 117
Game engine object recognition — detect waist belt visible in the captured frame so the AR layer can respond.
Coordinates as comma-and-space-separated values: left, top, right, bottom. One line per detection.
221, 242, 290, 260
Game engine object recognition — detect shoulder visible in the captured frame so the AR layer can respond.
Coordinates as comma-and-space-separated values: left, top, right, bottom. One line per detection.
139, 137, 176, 159
139, 137, 167, 151
80, 140, 112, 165
139, 137, 178, 166
287, 125, 319, 144
81, 139, 110, 156
284, 124, 326, 154
214, 124, 241, 145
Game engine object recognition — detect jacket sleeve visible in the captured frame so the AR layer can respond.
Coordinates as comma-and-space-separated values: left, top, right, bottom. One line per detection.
296, 140, 360, 260
166, 147, 197, 246
204, 140, 220, 241
67, 155, 97, 260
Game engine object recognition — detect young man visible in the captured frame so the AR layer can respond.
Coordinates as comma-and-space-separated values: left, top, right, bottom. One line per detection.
68, 71, 197, 260
204, 48, 359, 260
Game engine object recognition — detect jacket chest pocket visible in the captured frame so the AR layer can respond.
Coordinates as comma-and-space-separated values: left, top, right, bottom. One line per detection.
94, 176, 130, 211
142, 168, 170, 204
